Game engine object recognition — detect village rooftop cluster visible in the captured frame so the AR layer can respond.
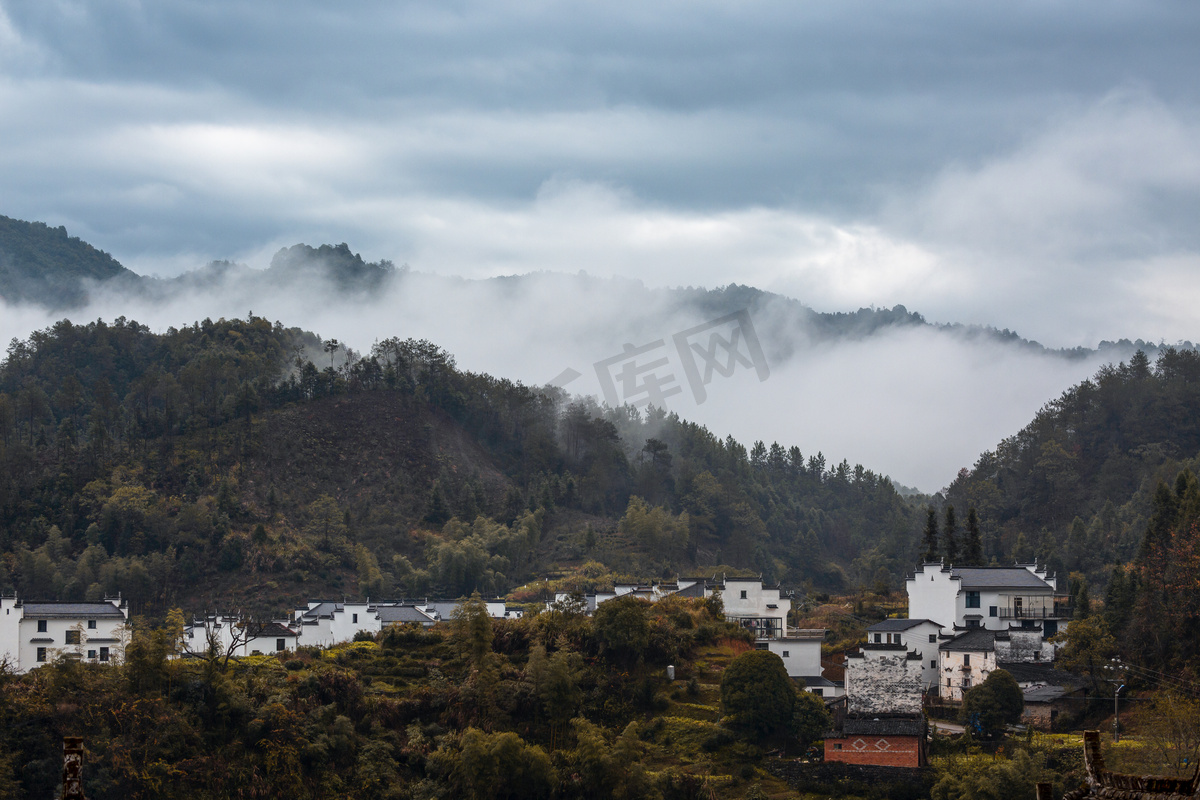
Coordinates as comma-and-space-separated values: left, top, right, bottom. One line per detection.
1, 560, 1080, 767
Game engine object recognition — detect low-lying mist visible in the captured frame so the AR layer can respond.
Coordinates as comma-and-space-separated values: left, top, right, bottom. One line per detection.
0, 263, 1125, 492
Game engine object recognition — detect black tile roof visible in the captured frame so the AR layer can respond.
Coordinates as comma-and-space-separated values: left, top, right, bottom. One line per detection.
378, 606, 435, 624
951, 567, 1053, 589
840, 715, 926, 737
867, 618, 940, 632
256, 622, 298, 638
798, 675, 837, 688
22, 603, 125, 618
996, 661, 1082, 687
940, 629, 997, 652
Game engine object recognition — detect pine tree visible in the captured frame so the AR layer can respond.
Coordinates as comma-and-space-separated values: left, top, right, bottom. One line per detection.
965, 508, 984, 565
922, 506, 940, 562
943, 505, 959, 564
1138, 481, 1176, 566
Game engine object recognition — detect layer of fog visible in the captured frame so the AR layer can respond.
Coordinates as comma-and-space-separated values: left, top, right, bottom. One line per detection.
0, 268, 1116, 493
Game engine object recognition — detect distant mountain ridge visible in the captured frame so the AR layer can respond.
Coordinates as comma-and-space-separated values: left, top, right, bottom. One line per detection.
0, 215, 138, 308
0, 212, 1187, 363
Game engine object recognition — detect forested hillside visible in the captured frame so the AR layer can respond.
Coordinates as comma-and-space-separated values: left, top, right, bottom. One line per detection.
919, 345, 1200, 684
943, 348, 1200, 587
0, 316, 922, 616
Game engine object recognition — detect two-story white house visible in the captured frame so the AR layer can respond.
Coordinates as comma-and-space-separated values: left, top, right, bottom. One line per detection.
0, 592, 130, 672
290, 601, 382, 647
906, 562, 1071, 641
865, 618, 946, 690
936, 624, 1052, 701
720, 577, 791, 640
937, 628, 998, 701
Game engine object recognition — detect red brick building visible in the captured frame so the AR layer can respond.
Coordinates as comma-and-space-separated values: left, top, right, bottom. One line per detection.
824, 715, 927, 768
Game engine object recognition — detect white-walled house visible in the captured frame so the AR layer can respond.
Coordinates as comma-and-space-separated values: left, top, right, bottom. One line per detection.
937, 621, 1059, 701
720, 577, 791, 640
865, 618, 946, 690
907, 562, 1071, 642
937, 628, 999, 701
554, 575, 792, 641
762, 630, 842, 697
0, 592, 129, 672
183, 614, 299, 657
290, 601, 382, 647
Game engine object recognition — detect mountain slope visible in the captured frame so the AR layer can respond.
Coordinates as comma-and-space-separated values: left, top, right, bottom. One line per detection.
0, 316, 924, 615
0, 215, 136, 308
944, 347, 1200, 584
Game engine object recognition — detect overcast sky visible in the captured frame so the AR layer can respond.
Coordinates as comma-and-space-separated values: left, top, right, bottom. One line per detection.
2, 1, 1199, 489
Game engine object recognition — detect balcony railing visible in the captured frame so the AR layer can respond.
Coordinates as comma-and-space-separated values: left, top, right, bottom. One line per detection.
730, 616, 785, 640
996, 605, 1073, 620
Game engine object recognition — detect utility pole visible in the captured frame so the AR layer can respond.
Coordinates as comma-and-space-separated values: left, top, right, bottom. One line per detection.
1113, 683, 1125, 742
1106, 657, 1126, 742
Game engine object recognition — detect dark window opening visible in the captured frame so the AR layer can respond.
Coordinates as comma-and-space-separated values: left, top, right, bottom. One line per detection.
965, 591, 981, 609
37, 620, 47, 633
65, 630, 80, 645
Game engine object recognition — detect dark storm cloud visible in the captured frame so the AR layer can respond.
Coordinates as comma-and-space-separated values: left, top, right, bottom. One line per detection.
6, 0, 1199, 215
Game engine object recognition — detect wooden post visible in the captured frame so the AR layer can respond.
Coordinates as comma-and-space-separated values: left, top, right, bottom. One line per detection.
63, 737, 85, 800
